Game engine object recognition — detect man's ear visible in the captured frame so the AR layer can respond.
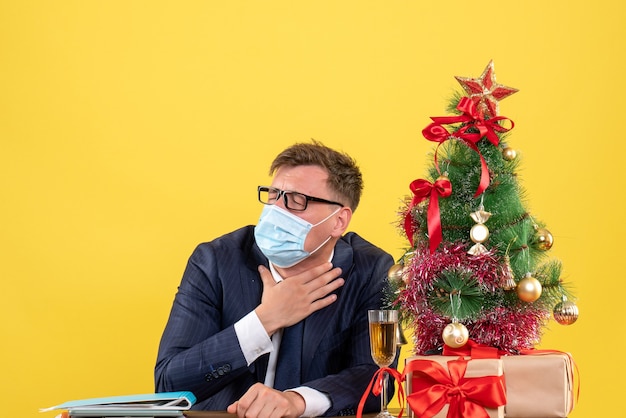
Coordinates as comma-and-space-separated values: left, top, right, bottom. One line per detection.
331, 207, 352, 237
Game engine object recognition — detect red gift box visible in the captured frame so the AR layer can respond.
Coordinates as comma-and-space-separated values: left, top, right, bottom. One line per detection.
404, 356, 506, 418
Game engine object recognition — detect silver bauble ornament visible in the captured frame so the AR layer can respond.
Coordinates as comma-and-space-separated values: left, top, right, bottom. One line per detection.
553, 298, 579, 325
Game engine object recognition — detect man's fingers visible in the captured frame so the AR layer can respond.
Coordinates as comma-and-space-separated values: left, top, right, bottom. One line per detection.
231, 384, 261, 418
227, 384, 301, 418
307, 275, 344, 301
256, 262, 344, 329
258, 265, 276, 287
296, 262, 337, 284
309, 292, 339, 312
226, 401, 238, 414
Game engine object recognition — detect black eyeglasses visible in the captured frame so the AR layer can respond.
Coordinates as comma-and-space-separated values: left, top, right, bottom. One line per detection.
258, 186, 344, 212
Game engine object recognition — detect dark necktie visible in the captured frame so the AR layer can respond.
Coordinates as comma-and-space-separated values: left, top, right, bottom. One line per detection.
273, 320, 304, 390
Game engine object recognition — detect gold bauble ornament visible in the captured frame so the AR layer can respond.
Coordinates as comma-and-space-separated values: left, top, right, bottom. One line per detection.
502, 147, 517, 161
470, 223, 490, 243
516, 273, 542, 302
533, 228, 554, 251
387, 264, 404, 284
553, 298, 579, 325
401, 253, 415, 284
442, 322, 469, 348
468, 209, 492, 256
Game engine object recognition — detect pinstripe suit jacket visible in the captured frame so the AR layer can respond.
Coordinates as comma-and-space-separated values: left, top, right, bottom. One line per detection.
155, 226, 396, 415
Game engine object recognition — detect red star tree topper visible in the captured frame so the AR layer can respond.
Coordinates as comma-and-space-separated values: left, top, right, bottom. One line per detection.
455, 60, 519, 117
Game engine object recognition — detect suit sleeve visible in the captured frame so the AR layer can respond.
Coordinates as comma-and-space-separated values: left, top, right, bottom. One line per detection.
154, 243, 257, 402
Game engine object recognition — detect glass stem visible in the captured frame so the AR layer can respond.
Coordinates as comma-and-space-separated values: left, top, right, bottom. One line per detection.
381, 370, 389, 414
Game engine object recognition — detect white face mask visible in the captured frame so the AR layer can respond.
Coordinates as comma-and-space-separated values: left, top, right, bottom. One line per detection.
254, 204, 339, 268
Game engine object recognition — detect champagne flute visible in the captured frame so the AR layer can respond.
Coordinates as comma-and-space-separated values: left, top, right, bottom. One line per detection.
368, 309, 398, 418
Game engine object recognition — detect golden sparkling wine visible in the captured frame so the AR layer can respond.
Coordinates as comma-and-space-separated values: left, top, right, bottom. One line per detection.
369, 321, 398, 367
368, 310, 398, 418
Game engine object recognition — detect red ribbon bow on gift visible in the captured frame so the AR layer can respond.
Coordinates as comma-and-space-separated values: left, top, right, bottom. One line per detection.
442, 339, 506, 359
403, 357, 506, 418
356, 367, 405, 418
404, 177, 452, 253
422, 96, 514, 197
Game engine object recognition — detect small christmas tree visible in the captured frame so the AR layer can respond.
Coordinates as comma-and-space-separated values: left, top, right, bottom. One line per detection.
391, 61, 579, 355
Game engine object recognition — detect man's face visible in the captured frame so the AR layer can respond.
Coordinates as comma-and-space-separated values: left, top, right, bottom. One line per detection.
269, 165, 339, 254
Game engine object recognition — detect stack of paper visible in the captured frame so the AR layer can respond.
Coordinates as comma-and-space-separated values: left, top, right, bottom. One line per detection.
40, 391, 196, 417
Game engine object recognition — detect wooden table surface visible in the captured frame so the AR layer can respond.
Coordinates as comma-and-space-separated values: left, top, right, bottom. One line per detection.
184, 410, 396, 418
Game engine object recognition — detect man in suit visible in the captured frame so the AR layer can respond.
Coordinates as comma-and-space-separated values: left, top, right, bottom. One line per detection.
155, 141, 397, 418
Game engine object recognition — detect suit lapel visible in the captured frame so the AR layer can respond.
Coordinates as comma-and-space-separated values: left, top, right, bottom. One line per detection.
237, 242, 268, 316
301, 238, 354, 377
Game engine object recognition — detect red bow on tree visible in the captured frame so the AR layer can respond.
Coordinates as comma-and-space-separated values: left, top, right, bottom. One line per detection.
422, 97, 514, 197
404, 177, 452, 254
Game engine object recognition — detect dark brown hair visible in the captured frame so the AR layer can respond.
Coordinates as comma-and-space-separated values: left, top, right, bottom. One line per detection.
270, 140, 363, 211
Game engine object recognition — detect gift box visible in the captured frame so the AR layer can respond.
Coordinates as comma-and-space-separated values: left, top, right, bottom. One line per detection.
502, 352, 575, 418
404, 355, 505, 418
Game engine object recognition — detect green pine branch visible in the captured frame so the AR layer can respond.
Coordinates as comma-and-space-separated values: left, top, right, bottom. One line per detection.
430, 269, 485, 321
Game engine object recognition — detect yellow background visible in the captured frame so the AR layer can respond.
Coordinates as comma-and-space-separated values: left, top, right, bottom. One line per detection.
1, 2, 623, 417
